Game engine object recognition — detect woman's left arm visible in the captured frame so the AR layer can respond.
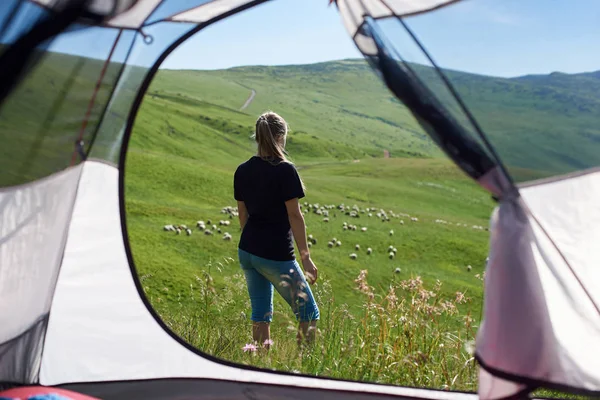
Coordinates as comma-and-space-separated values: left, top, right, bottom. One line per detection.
237, 201, 248, 230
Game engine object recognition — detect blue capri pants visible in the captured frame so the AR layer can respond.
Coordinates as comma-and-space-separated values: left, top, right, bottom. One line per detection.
238, 248, 320, 323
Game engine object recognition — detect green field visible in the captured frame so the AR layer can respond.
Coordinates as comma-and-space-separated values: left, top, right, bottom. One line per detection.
122, 59, 599, 397
3, 49, 597, 397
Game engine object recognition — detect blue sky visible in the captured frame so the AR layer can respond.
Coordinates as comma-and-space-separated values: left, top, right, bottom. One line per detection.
36, 0, 600, 77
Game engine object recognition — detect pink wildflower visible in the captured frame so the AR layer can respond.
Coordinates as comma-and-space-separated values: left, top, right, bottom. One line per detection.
263, 339, 274, 346
242, 343, 257, 353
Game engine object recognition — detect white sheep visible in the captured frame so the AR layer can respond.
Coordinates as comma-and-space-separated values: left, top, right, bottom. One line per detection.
223, 233, 232, 241
343, 225, 348, 231
164, 224, 174, 231
212, 224, 217, 230
308, 242, 312, 248
186, 228, 192, 236
367, 248, 372, 255
332, 237, 337, 243
176, 228, 181, 235
349, 253, 357, 260
308, 234, 314, 240
389, 252, 395, 260
217, 228, 222, 234
204, 229, 213, 235
392, 248, 397, 254
223, 220, 230, 226
328, 241, 334, 248
196, 221, 204, 228
355, 244, 360, 250
400, 220, 404, 225
342, 222, 348, 227
361, 227, 367, 232
467, 265, 472, 272
323, 217, 329, 223
394, 267, 401, 274
388, 245, 394, 252
368, 213, 372, 217
336, 240, 342, 247
411, 217, 418, 222
389, 229, 394, 236
180, 224, 187, 229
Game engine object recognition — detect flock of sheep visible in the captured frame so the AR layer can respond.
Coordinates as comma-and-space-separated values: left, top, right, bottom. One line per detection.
302, 202, 416, 262
303, 202, 480, 271
163, 206, 238, 241
162, 202, 481, 272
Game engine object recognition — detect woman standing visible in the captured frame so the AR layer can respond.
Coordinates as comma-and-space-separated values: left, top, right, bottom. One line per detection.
234, 111, 319, 348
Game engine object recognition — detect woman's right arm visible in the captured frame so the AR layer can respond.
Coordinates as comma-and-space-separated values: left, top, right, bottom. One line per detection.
285, 198, 318, 284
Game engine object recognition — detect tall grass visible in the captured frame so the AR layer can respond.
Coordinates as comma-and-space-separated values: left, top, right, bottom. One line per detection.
145, 262, 480, 391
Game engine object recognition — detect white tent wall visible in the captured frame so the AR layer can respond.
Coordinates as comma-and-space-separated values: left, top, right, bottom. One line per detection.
0, 164, 83, 384
39, 160, 475, 400
477, 168, 600, 398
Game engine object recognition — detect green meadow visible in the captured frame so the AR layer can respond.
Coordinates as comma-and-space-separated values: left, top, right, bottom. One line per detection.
2, 48, 597, 397
123, 60, 597, 398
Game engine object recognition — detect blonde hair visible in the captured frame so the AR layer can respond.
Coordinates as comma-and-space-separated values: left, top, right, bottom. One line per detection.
254, 111, 289, 163
253, 111, 306, 191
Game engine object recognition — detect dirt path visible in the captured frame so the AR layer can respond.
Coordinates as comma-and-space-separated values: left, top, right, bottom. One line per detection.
240, 89, 256, 111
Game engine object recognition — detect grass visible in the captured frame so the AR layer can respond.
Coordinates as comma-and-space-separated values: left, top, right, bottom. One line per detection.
122, 60, 595, 397
147, 266, 480, 390
124, 74, 494, 392
2, 45, 596, 397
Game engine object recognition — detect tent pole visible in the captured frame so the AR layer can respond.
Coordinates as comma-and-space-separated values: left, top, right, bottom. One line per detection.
70, 29, 123, 166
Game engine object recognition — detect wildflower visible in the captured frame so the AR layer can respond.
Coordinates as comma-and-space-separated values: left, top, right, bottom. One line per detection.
263, 339, 274, 346
455, 291, 467, 304
464, 314, 474, 326
242, 343, 257, 353
463, 340, 476, 355
385, 286, 398, 309
354, 270, 374, 298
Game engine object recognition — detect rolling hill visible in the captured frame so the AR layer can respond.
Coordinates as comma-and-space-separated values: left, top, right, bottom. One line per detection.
152, 59, 600, 180
1, 49, 594, 396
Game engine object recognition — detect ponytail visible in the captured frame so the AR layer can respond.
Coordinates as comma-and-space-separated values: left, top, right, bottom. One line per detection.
253, 111, 306, 191
254, 111, 290, 164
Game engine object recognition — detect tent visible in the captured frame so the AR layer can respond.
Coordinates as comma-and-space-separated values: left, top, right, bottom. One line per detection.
1, 1, 598, 399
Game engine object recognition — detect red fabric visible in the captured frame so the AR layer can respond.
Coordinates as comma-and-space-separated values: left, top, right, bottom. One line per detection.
0, 386, 99, 400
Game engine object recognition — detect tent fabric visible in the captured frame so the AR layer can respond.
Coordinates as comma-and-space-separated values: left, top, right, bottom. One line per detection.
0, 164, 83, 384
476, 168, 600, 398
38, 160, 474, 400
167, 0, 264, 23
28, 0, 464, 29
337, 0, 463, 56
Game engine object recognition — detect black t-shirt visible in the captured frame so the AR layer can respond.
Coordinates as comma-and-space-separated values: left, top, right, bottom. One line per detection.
234, 156, 305, 261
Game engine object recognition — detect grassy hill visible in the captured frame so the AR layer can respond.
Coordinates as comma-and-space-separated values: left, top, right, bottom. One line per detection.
126, 84, 492, 390
123, 59, 598, 397
1, 49, 595, 396
152, 59, 600, 180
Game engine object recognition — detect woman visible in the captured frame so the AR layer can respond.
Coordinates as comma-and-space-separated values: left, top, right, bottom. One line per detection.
234, 111, 319, 348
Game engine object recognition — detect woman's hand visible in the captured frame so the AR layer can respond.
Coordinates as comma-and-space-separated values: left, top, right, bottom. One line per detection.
302, 256, 318, 284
